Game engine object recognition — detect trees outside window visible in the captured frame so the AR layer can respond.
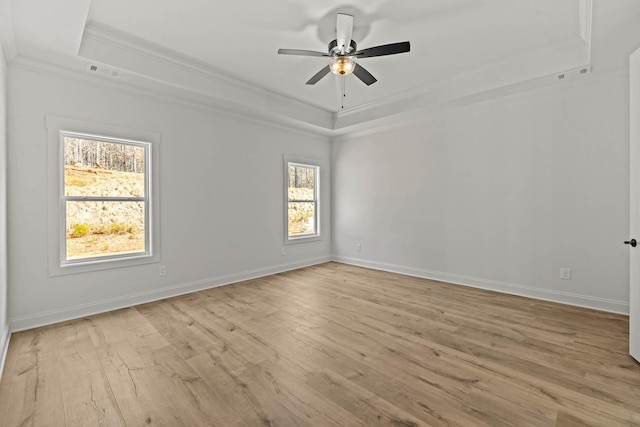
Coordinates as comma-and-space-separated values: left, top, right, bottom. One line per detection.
61, 132, 151, 264
286, 162, 319, 241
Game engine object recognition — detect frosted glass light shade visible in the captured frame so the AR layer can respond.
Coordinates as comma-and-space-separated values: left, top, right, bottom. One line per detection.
330, 57, 355, 76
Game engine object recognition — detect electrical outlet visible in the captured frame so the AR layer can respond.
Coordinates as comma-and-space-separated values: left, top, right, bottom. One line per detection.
280, 247, 286, 256
159, 265, 167, 276
560, 268, 571, 280
356, 243, 361, 252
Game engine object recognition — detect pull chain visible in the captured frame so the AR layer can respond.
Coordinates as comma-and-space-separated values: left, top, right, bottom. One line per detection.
341, 76, 346, 109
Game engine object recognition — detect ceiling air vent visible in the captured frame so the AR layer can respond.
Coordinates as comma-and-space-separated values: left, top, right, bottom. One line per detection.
87, 64, 121, 78
556, 66, 592, 81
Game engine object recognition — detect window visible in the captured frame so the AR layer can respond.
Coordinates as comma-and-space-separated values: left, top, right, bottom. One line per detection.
286, 161, 320, 242
46, 116, 160, 275
61, 132, 151, 264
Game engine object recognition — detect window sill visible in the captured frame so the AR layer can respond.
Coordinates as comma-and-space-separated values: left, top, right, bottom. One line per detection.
285, 235, 323, 245
50, 252, 160, 277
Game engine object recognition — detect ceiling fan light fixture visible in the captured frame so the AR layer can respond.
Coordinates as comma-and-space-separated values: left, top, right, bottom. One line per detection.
330, 56, 355, 76
277, 14, 410, 86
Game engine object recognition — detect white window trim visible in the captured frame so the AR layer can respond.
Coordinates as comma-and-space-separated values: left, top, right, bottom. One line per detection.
47, 115, 161, 276
60, 131, 151, 266
284, 155, 321, 245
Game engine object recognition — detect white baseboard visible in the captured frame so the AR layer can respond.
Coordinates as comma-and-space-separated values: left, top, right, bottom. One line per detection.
333, 256, 629, 315
10, 256, 331, 332
0, 325, 10, 380
9, 254, 628, 332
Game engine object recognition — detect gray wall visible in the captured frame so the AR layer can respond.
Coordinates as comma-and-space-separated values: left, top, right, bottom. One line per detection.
332, 72, 630, 313
5, 0, 640, 334
7, 65, 331, 330
0, 33, 8, 370
330, 1, 640, 315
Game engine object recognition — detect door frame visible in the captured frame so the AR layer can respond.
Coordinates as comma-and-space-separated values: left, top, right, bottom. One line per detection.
629, 46, 640, 363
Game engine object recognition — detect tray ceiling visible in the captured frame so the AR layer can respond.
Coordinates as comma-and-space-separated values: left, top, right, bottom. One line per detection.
4, 0, 593, 134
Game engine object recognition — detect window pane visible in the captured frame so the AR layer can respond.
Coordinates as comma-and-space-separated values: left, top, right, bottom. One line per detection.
64, 137, 145, 197
288, 165, 315, 201
288, 201, 315, 237
287, 163, 318, 239
65, 201, 145, 260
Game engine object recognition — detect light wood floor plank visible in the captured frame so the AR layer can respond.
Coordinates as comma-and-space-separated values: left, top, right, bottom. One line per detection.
305, 368, 429, 427
98, 340, 185, 426
0, 262, 639, 426
56, 319, 126, 427
137, 344, 246, 426
3, 327, 66, 426
0, 326, 18, 418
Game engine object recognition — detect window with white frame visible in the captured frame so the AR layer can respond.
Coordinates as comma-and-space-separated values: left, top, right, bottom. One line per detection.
60, 131, 151, 264
286, 161, 320, 241
46, 116, 160, 276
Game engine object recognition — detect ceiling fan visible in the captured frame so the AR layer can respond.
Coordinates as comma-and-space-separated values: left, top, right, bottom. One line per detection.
278, 14, 410, 86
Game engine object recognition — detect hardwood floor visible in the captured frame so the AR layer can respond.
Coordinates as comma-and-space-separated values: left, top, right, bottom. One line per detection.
1, 262, 639, 426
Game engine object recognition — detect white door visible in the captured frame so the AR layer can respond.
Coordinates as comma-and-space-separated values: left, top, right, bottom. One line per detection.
629, 46, 640, 363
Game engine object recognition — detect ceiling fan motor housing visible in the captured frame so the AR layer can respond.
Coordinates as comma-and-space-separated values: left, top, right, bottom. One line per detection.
329, 39, 357, 56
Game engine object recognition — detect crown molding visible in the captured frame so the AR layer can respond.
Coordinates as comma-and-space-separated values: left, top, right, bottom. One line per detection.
10, 42, 597, 142
0, 0, 17, 62
80, 15, 593, 137
80, 21, 334, 133
334, 0, 594, 131
75, 3, 598, 136
333, 36, 591, 132
580, 0, 593, 62
10, 53, 335, 139
334, 66, 627, 141
6, 2, 596, 138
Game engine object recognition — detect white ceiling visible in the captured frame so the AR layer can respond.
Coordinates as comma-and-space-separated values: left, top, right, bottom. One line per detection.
83, 0, 585, 108
2, 0, 600, 133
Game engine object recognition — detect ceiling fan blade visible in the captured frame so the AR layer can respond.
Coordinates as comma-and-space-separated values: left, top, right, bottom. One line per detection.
278, 49, 329, 57
306, 66, 331, 85
353, 63, 377, 86
336, 14, 354, 54
355, 41, 410, 58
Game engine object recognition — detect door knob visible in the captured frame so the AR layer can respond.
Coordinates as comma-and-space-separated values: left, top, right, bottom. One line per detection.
625, 239, 637, 247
